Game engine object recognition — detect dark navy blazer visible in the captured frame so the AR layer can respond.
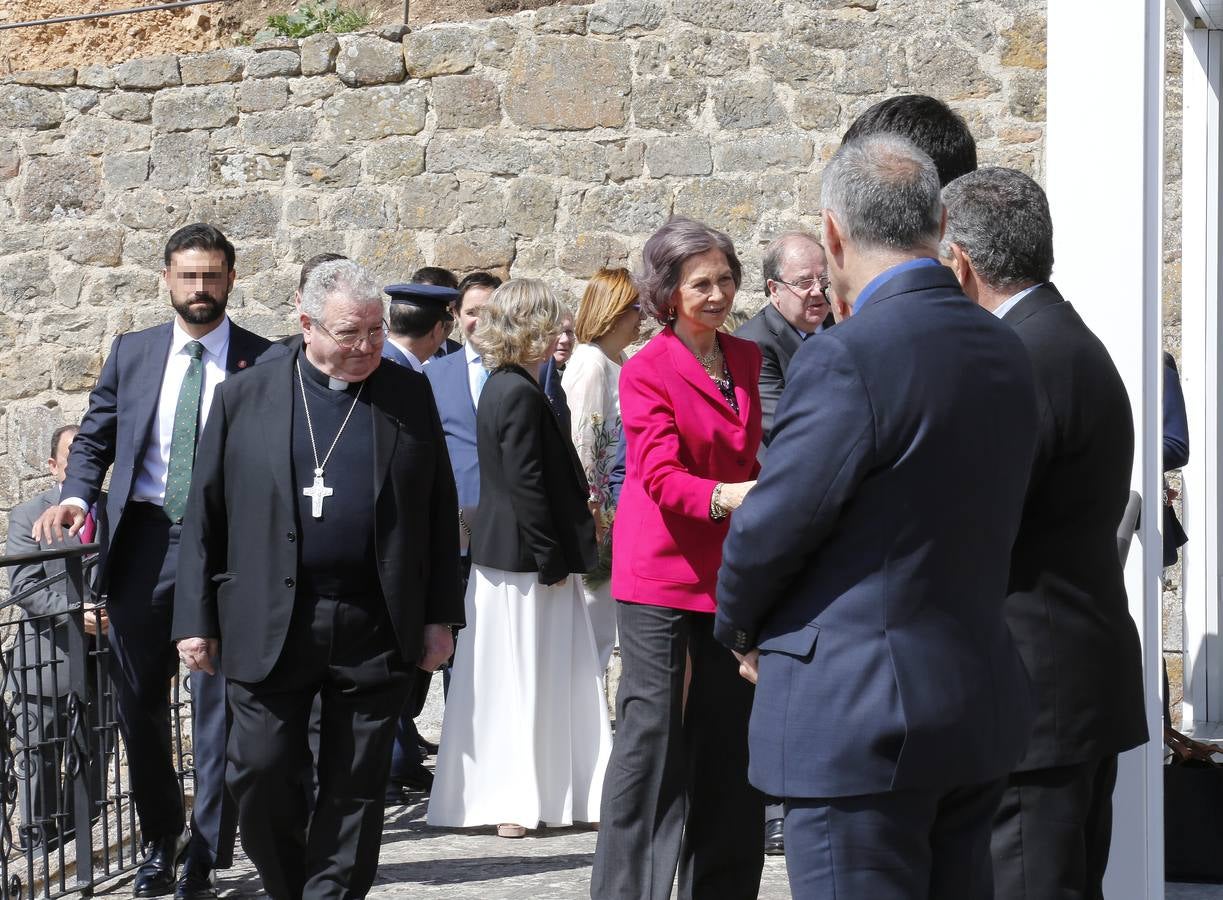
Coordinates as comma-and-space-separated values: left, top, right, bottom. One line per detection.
715, 263, 1039, 800
61, 319, 282, 589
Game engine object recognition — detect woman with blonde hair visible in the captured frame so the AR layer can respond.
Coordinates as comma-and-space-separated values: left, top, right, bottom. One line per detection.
427, 278, 611, 838
563, 267, 644, 672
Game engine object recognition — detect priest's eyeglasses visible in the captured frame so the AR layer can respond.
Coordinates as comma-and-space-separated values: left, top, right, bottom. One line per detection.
311, 318, 389, 351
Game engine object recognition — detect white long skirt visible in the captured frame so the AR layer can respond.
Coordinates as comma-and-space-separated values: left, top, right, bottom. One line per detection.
427, 565, 613, 828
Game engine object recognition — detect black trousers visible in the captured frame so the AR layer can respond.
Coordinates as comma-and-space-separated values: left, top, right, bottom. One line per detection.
991, 754, 1119, 900
591, 601, 763, 900
784, 779, 1006, 900
106, 503, 234, 865
226, 591, 411, 900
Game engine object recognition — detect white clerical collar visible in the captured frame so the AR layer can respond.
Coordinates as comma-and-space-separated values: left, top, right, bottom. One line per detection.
300, 351, 362, 392
172, 316, 230, 359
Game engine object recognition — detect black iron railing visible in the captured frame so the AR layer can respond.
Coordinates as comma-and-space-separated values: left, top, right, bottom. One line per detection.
0, 545, 191, 899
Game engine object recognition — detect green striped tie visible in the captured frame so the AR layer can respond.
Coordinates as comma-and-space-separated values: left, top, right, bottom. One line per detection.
164, 340, 204, 523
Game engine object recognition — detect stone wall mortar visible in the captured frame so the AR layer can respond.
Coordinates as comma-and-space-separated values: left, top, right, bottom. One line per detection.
0, 0, 1050, 536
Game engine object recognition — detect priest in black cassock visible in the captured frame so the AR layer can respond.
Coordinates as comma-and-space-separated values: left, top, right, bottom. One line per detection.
172, 259, 460, 900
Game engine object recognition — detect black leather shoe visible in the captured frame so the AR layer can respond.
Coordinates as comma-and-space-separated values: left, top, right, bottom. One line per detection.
134, 831, 189, 897
764, 818, 785, 856
390, 761, 434, 794
175, 857, 218, 900
417, 736, 440, 756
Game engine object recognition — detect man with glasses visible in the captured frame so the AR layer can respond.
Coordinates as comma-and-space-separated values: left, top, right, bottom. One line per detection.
33, 223, 281, 900
736, 231, 832, 455
172, 259, 460, 899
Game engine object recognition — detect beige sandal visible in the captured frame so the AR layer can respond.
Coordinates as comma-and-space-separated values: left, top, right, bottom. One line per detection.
496, 824, 527, 838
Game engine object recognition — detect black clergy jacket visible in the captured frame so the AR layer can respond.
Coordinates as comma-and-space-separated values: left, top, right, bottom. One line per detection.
172, 351, 461, 684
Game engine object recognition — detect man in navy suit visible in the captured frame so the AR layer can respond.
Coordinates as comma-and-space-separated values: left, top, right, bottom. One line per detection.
715, 135, 1039, 900
941, 167, 1147, 900
34, 224, 283, 900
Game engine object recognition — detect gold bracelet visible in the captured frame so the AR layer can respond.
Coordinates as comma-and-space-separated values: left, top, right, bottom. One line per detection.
710, 483, 729, 521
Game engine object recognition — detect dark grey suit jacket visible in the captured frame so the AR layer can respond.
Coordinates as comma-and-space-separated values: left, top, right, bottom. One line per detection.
734, 304, 802, 453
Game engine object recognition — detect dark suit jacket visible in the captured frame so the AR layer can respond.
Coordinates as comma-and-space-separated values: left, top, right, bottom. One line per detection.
716, 263, 1039, 799
540, 357, 572, 437
734, 303, 803, 448
435, 337, 461, 358
1001, 284, 1147, 770
424, 349, 480, 509
469, 365, 596, 584
171, 353, 461, 684
60, 320, 282, 589
5, 488, 108, 697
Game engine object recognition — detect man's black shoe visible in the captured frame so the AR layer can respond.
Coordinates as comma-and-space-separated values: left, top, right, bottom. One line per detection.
390, 762, 434, 794
764, 817, 785, 856
417, 736, 440, 756
175, 857, 218, 900
134, 831, 189, 897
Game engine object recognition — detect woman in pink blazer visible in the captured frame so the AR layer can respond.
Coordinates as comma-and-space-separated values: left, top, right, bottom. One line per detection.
591, 217, 765, 900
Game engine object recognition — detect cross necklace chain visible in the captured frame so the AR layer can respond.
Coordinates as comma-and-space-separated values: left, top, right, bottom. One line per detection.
296, 362, 364, 519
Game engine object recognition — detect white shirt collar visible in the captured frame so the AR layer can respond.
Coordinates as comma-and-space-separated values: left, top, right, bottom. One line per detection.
387, 336, 427, 372
172, 316, 230, 359
992, 284, 1042, 320
464, 341, 481, 364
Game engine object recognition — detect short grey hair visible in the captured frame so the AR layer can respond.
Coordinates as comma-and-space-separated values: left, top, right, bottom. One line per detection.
637, 216, 742, 324
762, 231, 824, 287
820, 134, 943, 251
941, 167, 1054, 289
300, 259, 382, 320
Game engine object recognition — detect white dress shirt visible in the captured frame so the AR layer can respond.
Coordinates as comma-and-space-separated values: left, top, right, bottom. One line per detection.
991, 284, 1042, 320
131, 318, 232, 505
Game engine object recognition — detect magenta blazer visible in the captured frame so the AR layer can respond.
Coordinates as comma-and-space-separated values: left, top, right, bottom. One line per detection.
611, 326, 763, 612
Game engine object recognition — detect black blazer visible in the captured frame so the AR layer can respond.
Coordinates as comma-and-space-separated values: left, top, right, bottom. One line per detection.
469, 365, 596, 584
1001, 284, 1147, 770
172, 352, 461, 684
61, 320, 281, 589
734, 303, 802, 449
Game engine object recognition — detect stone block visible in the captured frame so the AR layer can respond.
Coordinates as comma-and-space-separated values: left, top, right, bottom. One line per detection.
608, 140, 645, 182
434, 229, 516, 271
662, 30, 749, 77
7, 403, 62, 475
588, 0, 664, 34
632, 77, 705, 130
635, 37, 667, 75
645, 136, 712, 177
579, 182, 672, 232
301, 33, 340, 76
211, 151, 288, 187
283, 194, 320, 226
834, 44, 894, 95
77, 65, 115, 89
66, 90, 100, 113
950, 4, 998, 54
290, 75, 343, 106
64, 116, 153, 155
151, 85, 238, 131
507, 177, 558, 236
285, 227, 348, 263
478, 21, 517, 69
792, 91, 842, 131
536, 5, 588, 34
672, 0, 783, 32
673, 178, 762, 242
191, 192, 282, 240
8, 67, 75, 87
398, 175, 461, 229
1002, 14, 1046, 69
0, 252, 52, 313
239, 78, 290, 113
337, 34, 406, 87
908, 40, 999, 101
714, 135, 813, 172
512, 240, 556, 274
453, 177, 506, 229
0, 139, 19, 179
180, 49, 248, 85
1008, 70, 1046, 121
0, 86, 65, 129
425, 133, 535, 176
246, 50, 301, 79
557, 232, 630, 277
324, 189, 397, 229
149, 132, 210, 189
114, 55, 181, 89
755, 44, 838, 86
102, 152, 151, 189
16, 156, 102, 223
432, 75, 501, 129
713, 79, 786, 130
253, 36, 299, 50
54, 350, 103, 392
101, 91, 152, 122
109, 188, 193, 232
291, 145, 362, 187
380, 25, 409, 42
348, 230, 423, 286
321, 84, 427, 141
404, 27, 479, 78
504, 37, 630, 130
242, 109, 315, 147
364, 138, 426, 181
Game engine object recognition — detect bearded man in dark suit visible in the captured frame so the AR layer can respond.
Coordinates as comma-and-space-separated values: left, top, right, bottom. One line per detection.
173, 259, 460, 900
942, 166, 1147, 900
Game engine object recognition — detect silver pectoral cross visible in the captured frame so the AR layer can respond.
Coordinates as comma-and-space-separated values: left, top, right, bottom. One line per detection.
303, 467, 333, 519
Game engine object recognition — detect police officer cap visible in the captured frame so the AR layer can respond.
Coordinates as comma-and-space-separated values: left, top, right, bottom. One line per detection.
384, 282, 459, 307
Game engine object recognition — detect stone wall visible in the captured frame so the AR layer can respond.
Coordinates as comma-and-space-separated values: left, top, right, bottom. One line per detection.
0, 0, 1049, 539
